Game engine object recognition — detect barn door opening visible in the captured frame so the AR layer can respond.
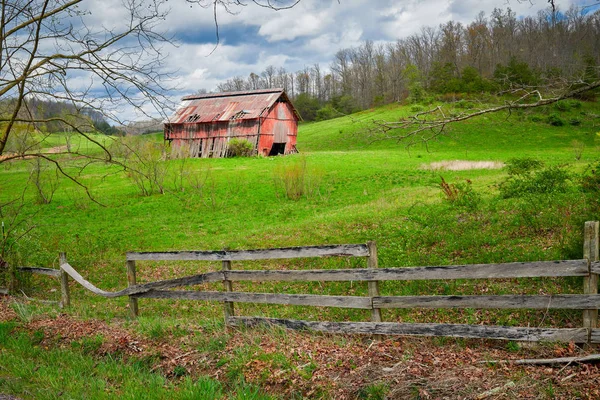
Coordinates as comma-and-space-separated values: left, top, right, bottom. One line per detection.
269, 142, 286, 156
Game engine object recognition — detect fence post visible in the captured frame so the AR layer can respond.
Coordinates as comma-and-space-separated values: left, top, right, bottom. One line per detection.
59, 252, 71, 308
126, 259, 139, 318
367, 241, 382, 323
7, 264, 16, 294
222, 260, 234, 326
583, 221, 599, 342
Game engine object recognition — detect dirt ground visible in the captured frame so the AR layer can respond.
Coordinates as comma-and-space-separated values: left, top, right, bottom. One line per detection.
2, 297, 600, 399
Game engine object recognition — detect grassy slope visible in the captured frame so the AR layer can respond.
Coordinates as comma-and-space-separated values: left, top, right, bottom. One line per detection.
2, 100, 600, 399
0, 100, 597, 322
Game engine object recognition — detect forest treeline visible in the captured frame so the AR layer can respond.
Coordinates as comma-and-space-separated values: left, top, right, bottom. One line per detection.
217, 7, 600, 121
0, 98, 122, 135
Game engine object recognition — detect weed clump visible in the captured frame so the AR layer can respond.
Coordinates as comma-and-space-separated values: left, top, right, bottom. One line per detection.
273, 157, 324, 201
439, 177, 480, 210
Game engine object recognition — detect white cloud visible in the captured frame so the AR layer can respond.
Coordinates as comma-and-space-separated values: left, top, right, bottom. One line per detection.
258, 13, 324, 41
71, 0, 587, 121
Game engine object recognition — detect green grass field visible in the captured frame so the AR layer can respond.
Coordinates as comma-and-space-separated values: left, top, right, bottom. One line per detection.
2, 99, 600, 398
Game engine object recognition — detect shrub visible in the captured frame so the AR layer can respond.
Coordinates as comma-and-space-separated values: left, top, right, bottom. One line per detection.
504, 158, 543, 176
440, 177, 481, 210
547, 113, 565, 126
455, 100, 475, 109
119, 137, 169, 196
29, 158, 60, 204
227, 138, 254, 157
571, 140, 585, 160
499, 161, 571, 199
581, 162, 600, 193
315, 105, 339, 121
553, 101, 570, 112
569, 118, 582, 126
530, 115, 543, 123
554, 99, 582, 111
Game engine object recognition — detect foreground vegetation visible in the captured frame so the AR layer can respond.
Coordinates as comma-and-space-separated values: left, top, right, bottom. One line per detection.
2, 98, 600, 398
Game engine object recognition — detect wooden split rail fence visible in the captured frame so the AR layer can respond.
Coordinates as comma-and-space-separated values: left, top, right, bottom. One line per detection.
8, 221, 600, 343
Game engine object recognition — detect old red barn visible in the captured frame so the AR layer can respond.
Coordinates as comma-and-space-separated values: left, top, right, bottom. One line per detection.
164, 88, 300, 158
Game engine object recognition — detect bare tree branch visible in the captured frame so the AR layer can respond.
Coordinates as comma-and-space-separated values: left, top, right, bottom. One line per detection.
366, 80, 600, 147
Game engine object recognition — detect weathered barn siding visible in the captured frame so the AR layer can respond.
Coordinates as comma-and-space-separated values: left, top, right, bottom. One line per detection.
257, 100, 298, 156
164, 89, 300, 158
167, 120, 259, 158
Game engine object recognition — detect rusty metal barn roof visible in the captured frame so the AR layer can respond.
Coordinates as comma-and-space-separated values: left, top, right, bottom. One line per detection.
165, 88, 300, 124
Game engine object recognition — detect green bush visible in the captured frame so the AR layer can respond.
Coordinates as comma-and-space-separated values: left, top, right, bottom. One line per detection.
569, 100, 583, 109
530, 115, 543, 123
455, 100, 475, 109
499, 160, 571, 199
227, 138, 254, 157
505, 157, 543, 176
581, 162, 600, 193
315, 105, 341, 121
440, 177, 481, 210
553, 101, 570, 112
547, 113, 565, 126
554, 99, 582, 112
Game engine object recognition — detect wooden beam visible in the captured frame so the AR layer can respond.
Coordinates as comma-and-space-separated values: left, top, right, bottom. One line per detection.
229, 317, 589, 342
486, 354, 600, 365
126, 260, 139, 318
589, 261, 600, 275
222, 260, 234, 324
59, 262, 223, 298
133, 290, 373, 309
126, 244, 369, 261
17, 267, 61, 278
367, 241, 382, 323
374, 294, 600, 309
584, 221, 599, 339
221, 260, 588, 282
59, 253, 71, 308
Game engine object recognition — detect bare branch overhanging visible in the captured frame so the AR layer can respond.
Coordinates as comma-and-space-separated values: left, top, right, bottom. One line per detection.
365, 79, 600, 148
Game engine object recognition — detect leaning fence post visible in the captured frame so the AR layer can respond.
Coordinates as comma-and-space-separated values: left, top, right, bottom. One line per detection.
367, 241, 382, 324
59, 252, 71, 308
583, 221, 599, 343
222, 259, 235, 326
126, 259, 139, 318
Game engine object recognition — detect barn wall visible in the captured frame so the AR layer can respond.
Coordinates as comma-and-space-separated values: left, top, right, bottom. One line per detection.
166, 119, 259, 158
257, 101, 299, 156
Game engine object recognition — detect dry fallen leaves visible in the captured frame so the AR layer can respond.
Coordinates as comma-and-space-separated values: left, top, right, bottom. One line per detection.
2, 297, 600, 398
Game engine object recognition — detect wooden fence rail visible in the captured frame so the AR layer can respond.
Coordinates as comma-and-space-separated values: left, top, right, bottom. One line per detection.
8, 264, 70, 307
8, 222, 600, 343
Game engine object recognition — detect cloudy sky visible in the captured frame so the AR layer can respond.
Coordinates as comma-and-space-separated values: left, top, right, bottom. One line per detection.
160, 0, 590, 89
83, 0, 596, 120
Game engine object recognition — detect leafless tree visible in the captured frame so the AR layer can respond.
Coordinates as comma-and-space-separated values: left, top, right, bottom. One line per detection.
0, 0, 176, 197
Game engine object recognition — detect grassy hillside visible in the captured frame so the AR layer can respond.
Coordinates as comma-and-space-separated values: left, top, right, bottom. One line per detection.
0, 99, 597, 320
2, 99, 600, 399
